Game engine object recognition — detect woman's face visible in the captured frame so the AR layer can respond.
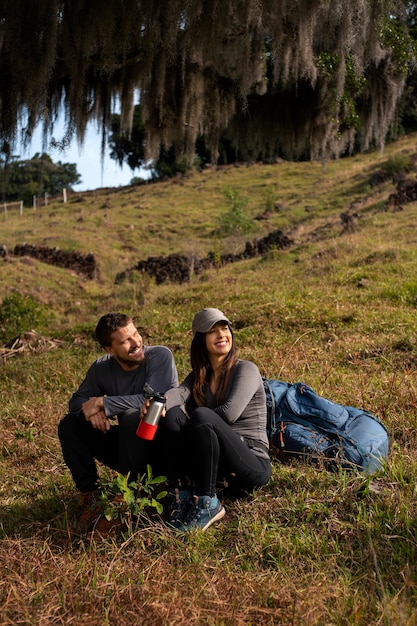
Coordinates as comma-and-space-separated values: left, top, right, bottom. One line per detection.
205, 322, 232, 359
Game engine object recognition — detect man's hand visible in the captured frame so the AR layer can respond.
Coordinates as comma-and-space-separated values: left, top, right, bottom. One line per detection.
86, 409, 111, 433
82, 397, 111, 433
82, 396, 104, 418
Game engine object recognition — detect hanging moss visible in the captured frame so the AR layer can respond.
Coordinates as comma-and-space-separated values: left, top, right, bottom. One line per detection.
0, 0, 412, 163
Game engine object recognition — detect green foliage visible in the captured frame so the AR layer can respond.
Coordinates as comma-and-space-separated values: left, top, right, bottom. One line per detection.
1, 153, 81, 205
99, 466, 167, 529
262, 186, 278, 213
109, 105, 146, 171
151, 153, 188, 180
217, 188, 254, 237
0, 292, 48, 342
383, 154, 411, 176
13, 426, 35, 442
110, 105, 191, 180
380, 10, 417, 75
316, 53, 367, 132
383, 279, 417, 305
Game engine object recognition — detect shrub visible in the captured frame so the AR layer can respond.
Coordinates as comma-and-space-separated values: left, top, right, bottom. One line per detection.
383, 154, 411, 177
217, 188, 254, 236
0, 292, 48, 342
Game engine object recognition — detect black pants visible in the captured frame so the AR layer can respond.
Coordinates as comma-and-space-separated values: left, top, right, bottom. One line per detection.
58, 410, 158, 493
156, 406, 272, 497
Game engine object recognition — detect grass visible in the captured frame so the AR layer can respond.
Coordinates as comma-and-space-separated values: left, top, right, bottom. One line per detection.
1, 133, 417, 624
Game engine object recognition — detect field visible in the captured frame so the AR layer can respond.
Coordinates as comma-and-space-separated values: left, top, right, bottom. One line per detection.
1, 134, 417, 625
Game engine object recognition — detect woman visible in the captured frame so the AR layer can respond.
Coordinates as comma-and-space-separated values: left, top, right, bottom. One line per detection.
152, 307, 271, 532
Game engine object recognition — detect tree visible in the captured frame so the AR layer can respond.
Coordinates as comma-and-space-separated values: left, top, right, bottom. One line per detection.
109, 106, 146, 172
109, 105, 194, 179
390, 1, 417, 137
0, 1, 414, 165
3, 154, 81, 205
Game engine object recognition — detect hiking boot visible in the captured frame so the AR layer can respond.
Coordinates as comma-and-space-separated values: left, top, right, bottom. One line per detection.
165, 489, 193, 529
93, 515, 126, 538
177, 494, 225, 532
76, 491, 101, 532
92, 494, 128, 538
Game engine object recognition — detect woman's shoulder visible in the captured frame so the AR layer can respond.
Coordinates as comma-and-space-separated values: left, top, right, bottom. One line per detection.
235, 359, 261, 375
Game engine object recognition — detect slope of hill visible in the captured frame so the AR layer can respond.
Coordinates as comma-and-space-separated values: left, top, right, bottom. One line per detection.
1, 134, 417, 625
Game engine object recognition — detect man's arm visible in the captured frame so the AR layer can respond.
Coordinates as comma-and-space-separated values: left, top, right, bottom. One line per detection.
103, 346, 178, 416
68, 360, 106, 416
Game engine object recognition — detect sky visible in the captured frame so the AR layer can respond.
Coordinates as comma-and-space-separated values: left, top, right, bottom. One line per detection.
19, 121, 139, 192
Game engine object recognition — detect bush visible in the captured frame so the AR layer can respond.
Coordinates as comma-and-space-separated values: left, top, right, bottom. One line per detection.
383, 154, 411, 177
218, 188, 254, 236
0, 292, 48, 342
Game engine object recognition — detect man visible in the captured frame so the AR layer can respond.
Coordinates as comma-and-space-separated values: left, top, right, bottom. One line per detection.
58, 312, 178, 530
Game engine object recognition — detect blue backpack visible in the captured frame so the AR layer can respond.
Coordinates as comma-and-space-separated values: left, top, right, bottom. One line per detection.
263, 378, 389, 474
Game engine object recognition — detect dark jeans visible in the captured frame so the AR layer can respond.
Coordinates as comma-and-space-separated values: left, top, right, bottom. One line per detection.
58, 409, 158, 493
156, 406, 272, 497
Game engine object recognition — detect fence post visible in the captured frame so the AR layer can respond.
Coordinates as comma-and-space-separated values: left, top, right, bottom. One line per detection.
3, 203, 7, 220
63, 188, 67, 203
20, 201, 23, 215
45, 192, 48, 206
33, 195, 37, 209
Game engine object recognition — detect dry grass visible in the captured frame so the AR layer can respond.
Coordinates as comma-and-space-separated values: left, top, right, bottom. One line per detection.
1, 135, 417, 624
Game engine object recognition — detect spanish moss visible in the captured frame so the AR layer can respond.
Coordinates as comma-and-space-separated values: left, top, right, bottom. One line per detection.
0, 0, 411, 163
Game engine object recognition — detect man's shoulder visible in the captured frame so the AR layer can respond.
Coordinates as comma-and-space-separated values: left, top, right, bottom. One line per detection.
94, 354, 114, 364
94, 354, 113, 365
84, 354, 114, 375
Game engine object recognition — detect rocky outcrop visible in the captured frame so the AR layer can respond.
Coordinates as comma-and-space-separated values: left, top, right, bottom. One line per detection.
386, 177, 417, 211
13, 244, 99, 279
115, 229, 293, 285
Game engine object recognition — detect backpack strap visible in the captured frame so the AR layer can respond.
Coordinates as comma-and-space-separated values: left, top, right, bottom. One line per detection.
263, 378, 277, 437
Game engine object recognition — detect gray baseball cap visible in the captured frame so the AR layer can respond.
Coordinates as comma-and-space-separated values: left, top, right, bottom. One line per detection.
192, 308, 232, 336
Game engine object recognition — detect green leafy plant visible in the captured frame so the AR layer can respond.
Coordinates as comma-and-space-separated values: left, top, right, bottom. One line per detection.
263, 186, 277, 213
0, 292, 48, 342
14, 427, 35, 442
217, 188, 253, 237
98, 466, 168, 529
383, 154, 411, 177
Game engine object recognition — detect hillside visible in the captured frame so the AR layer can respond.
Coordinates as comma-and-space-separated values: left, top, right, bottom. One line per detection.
1, 134, 417, 625
0, 134, 415, 331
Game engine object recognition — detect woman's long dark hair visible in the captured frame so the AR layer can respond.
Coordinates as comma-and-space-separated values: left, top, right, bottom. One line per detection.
190, 324, 237, 407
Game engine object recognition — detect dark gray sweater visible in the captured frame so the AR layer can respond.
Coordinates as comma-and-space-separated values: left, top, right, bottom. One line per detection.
69, 345, 178, 418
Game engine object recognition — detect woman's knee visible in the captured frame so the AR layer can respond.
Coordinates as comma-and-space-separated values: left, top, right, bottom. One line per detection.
189, 406, 217, 427
162, 406, 188, 433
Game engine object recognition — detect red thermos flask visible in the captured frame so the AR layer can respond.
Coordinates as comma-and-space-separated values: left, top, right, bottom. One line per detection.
136, 386, 166, 441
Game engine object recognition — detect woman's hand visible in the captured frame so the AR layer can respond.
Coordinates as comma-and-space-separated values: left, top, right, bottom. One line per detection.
140, 398, 150, 419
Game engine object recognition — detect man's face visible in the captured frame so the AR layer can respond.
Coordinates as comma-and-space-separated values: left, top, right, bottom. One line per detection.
105, 322, 144, 370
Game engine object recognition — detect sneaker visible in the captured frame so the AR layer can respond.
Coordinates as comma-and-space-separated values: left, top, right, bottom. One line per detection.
76, 491, 101, 532
178, 494, 225, 532
165, 489, 193, 529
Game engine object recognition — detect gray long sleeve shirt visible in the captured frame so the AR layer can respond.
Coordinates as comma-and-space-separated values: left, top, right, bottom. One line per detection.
68, 345, 178, 418
165, 359, 269, 454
